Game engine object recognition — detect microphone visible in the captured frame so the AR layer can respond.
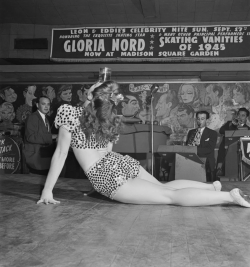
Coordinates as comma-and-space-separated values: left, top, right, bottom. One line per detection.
151, 84, 159, 95
150, 84, 159, 176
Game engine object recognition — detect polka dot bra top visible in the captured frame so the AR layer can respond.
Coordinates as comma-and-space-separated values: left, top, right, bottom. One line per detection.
55, 104, 109, 149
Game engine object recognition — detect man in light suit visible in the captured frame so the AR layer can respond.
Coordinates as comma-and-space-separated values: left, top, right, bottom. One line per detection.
186, 110, 218, 182
23, 96, 57, 174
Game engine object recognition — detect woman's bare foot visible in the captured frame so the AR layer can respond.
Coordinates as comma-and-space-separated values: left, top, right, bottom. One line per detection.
230, 188, 250, 207
213, 181, 222, 191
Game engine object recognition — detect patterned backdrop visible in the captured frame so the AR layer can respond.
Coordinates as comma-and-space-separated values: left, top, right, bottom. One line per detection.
1, 82, 250, 137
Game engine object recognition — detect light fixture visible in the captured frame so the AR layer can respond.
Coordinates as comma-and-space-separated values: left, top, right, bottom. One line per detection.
115, 78, 201, 83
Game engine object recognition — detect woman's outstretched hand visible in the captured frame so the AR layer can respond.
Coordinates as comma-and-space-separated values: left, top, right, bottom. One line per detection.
84, 81, 103, 107
37, 189, 60, 205
88, 81, 103, 99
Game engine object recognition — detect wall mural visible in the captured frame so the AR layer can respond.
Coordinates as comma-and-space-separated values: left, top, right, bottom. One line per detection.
0, 82, 250, 143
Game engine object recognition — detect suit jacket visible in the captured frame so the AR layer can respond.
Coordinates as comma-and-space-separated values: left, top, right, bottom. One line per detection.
186, 127, 217, 171
23, 111, 54, 170
219, 121, 250, 135
217, 121, 250, 164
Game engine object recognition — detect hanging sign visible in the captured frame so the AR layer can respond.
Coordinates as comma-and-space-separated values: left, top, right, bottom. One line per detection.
50, 25, 250, 63
0, 136, 20, 174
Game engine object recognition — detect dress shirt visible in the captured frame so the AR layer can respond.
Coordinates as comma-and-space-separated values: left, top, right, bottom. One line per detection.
198, 126, 205, 136
38, 110, 46, 125
38, 110, 49, 131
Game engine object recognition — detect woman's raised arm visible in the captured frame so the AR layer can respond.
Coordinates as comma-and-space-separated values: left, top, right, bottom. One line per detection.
37, 126, 71, 205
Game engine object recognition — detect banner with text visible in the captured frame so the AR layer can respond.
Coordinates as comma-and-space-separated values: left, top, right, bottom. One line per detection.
50, 25, 250, 63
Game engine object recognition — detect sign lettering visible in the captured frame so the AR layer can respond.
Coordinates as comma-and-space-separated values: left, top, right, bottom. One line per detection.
0, 137, 20, 174
50, 25, 250, 62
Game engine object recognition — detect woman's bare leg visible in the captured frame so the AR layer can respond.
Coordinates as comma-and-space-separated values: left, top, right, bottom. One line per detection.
166, 180, 217, 190
139, 167, 216, 191
113, 178, 233, 206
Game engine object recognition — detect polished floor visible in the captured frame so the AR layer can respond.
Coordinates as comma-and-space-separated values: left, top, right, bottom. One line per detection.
1, 174, 250, 267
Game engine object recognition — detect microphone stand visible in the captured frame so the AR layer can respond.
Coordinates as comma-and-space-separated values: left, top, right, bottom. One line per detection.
150, 84, 159, 176
150, 92, 155, 176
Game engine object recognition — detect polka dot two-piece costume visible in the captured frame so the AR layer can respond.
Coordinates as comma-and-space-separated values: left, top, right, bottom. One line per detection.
55, 104, 140, 199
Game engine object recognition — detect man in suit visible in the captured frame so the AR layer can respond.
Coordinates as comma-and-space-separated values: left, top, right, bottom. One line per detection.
23, 96, 57, 174
219, 107, 250, 134
217, 107, 250, 175
186, 110, 218, 182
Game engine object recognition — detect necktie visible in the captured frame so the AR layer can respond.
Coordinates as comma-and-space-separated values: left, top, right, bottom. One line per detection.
45, 118, 50, 132
187, 128, 201, 146
193, 128, 201, 146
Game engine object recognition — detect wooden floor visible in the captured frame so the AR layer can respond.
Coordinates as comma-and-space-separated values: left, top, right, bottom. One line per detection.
1, 174, 250, 267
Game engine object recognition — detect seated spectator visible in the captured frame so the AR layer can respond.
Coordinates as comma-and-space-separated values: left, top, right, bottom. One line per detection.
23, 96, 57, 175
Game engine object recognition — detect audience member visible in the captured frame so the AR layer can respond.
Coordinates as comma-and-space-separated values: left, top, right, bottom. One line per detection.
23, 96, 57, 175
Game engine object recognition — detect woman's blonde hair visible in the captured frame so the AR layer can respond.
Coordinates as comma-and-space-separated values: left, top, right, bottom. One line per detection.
79, 81, 123, 142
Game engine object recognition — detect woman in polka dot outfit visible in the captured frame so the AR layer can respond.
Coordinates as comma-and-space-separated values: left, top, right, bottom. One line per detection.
38, 81, 250, 207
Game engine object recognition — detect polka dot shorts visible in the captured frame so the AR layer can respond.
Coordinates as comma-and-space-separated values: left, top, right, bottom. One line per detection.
86, 151, 140, 199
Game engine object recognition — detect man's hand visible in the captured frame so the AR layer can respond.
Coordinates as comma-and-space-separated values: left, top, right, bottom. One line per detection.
52, 134, 58, 140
